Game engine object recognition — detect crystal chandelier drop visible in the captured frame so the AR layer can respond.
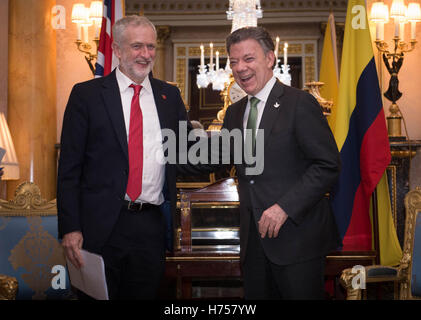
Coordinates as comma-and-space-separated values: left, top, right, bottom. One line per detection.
227, 0, 263, 32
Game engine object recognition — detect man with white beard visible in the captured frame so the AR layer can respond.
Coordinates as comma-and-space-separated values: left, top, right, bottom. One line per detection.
57, 15, 191, 299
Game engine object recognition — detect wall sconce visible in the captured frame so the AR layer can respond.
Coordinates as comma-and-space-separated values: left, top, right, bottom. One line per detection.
370, 1, 421, 139
71, 1, 103, 75
0, 113, 19, 180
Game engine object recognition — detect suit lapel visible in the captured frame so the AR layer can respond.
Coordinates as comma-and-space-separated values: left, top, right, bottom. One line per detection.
150, 76, 170, 131
258, 80, 285, 148
237, 96, 248, 132
101, 70, 129, 161
235, 96, 249, 178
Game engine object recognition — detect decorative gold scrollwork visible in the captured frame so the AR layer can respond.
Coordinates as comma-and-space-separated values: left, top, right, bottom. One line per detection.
0, 275, 18, 300
1, 182, 65, 300
0, 182, 57, 215
340, 268, 362, 300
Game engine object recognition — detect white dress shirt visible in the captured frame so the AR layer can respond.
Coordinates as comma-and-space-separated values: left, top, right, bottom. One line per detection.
116, 67, 165, 205
242, 75, 277, 139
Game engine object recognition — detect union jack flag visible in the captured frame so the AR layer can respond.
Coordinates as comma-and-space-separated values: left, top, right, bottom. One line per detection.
94, 0, 124, 77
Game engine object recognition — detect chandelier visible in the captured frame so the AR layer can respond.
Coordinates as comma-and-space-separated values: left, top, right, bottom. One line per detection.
227, 0, 263, 32
197, 0, 264, 91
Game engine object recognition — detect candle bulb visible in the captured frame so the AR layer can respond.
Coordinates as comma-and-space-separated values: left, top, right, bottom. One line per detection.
225, 56, 231, 71
407, 3, 421, 40
83, 25, 89, 43
399, 21, 405, 41
76, 24, 82, 41
210, 43, 214, 70
275, 36, 280, 60
375, 22, 380, 40
200, 44, 205, 67
380, 22, 385, 41
411, 21, 417, 40
216, 51, 219, 70
394, 17, 400, 38
283, 42, 288, 68
94, 21, 100, 39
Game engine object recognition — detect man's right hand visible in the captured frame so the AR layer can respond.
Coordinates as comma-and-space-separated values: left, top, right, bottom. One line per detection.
62, 231, 84, 269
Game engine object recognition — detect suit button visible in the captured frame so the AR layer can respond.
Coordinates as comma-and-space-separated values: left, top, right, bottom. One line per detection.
250, 180, 254, 185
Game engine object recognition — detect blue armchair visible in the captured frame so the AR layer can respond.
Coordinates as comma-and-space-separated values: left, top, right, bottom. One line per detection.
0, 182, 72, 300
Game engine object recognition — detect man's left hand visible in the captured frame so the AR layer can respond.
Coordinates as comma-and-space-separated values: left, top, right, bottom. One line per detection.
258, 204, 288, 238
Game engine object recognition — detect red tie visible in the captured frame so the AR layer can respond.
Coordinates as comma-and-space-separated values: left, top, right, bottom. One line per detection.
126, 84, 143, 201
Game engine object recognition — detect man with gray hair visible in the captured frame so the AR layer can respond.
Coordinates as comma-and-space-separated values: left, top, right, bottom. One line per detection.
57, 15, 191, 299
220, 26, 341, 299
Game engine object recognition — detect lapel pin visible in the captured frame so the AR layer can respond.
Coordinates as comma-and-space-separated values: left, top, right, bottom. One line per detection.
274, 102, 280, 108
162, 94, 167, 100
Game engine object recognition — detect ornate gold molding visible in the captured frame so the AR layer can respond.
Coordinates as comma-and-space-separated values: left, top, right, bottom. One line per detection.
304, 43, 314, 54
0, 182, 57, 216
189, 46, 226, 57
399, 188, 421, 299
126, 0, 348, 15
390, 150, 417, 158
0, 275, 18, 300
304, 81, 332, 116
156, 25, 171, 46
177, 47, 186, 56
305, 56, 315, 83
288, 44, 302, 54
175, 58, 187, 102
340, 268, 362, 300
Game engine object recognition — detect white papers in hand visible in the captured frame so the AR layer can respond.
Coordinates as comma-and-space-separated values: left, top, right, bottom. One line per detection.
66, 249, 109, 300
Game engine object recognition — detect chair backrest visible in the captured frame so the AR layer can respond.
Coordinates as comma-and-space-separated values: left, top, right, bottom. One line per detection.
0, 182, 72, 300
400, 187, 421, 299
410, 210, 421, 297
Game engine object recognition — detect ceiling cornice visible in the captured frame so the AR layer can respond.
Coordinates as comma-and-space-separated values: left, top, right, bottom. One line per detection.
125, 0, 347, 26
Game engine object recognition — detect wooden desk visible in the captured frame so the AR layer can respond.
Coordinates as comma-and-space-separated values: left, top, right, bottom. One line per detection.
165, 178, 377, 299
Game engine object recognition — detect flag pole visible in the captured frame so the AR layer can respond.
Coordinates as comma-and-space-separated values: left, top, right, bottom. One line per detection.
371, 188, 381, 264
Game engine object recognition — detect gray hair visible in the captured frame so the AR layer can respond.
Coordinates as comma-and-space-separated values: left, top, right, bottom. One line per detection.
226, 27, 275, 55
112, 15, 157, 45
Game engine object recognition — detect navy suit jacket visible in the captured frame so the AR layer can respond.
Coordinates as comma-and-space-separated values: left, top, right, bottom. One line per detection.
222, 81, 342, 265
57, 71, 189, 253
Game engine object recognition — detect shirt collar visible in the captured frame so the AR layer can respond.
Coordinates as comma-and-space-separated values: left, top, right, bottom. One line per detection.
116, 67, 152, 94
248, 74, 276, 105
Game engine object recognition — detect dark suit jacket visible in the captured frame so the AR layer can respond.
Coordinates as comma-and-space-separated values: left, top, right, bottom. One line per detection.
57, 71, 189, 254
223, 80, 341, 265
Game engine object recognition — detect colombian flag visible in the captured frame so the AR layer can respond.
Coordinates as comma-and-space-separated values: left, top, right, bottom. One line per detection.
319, 12, 339, 134
94, 0, 124, 77
330, 0, 391, 250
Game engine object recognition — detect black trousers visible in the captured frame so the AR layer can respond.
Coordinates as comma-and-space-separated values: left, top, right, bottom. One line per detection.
242, 212, 325, 300
100, 205, 166, 300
